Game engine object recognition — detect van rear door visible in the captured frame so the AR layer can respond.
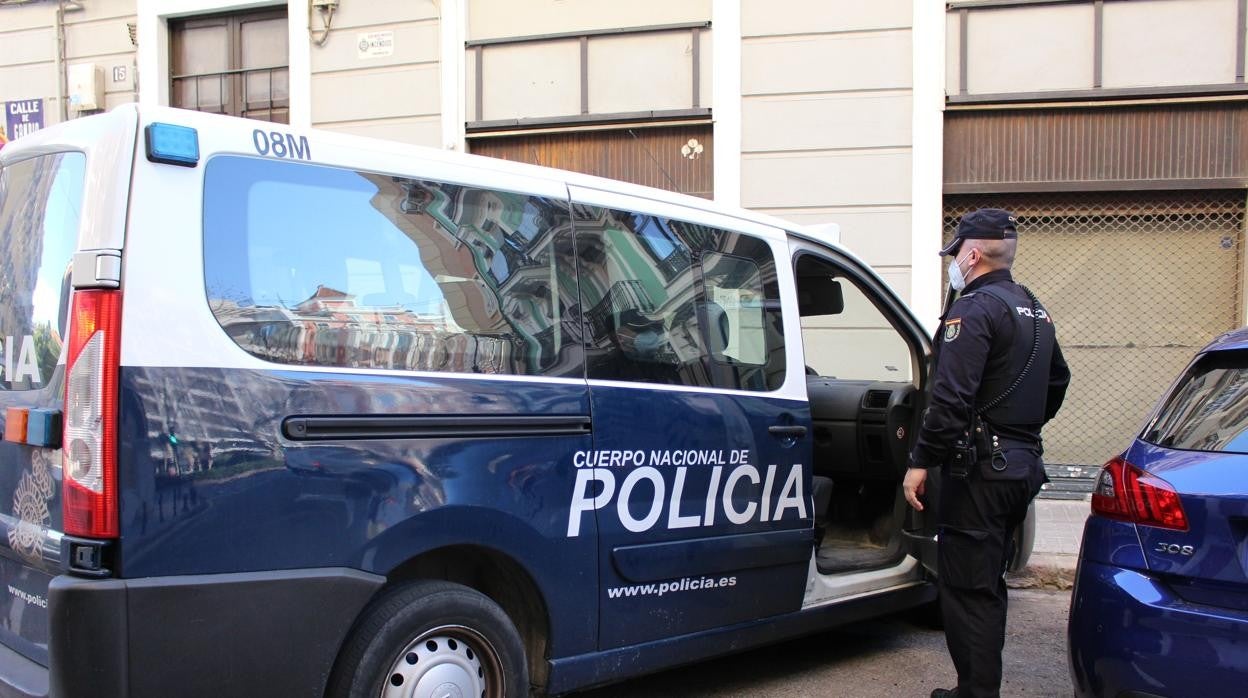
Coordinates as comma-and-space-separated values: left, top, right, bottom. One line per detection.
0, 149, 87, 667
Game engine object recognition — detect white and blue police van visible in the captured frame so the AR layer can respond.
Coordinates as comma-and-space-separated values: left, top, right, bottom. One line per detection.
0, 105, 1024, 697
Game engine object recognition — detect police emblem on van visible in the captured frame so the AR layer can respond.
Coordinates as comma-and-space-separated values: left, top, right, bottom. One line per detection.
944, 318, 961, 342
8, 448, 57, 563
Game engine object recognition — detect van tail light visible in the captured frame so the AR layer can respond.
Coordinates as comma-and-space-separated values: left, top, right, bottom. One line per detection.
63, 290, 122, 538
1091, 456, 1189, 531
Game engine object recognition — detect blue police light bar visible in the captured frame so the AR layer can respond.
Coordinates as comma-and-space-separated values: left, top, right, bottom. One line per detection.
145, 123, 199, 167
26, 408, 62, 448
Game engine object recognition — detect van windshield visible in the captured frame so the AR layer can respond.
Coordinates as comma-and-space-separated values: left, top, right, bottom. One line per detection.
0, 152, 84, 390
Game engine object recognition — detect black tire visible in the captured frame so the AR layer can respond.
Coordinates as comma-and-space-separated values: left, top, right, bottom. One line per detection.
327, 580, 529, 698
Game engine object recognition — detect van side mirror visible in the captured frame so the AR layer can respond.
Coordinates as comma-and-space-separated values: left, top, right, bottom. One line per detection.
798, 276, 844, 317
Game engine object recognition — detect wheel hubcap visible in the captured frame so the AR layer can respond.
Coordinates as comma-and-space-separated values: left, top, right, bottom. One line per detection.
380, 625, 503, 698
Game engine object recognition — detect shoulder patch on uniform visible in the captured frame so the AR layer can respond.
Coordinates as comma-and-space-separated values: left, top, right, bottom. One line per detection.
943, 318, 962, 342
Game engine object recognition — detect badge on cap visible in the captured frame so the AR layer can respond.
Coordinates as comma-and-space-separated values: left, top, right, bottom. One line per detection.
944, 318, 961, 342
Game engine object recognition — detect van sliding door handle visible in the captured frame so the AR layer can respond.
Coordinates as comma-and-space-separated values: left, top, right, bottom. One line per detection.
768, 425, 808, 438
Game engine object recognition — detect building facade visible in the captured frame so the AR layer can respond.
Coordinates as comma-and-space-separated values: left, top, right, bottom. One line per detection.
2, 0, 1243, 470
943, 0, 1248, 474
1, 0, 933, 297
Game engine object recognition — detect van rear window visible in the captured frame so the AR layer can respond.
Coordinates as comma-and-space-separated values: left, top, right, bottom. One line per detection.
1143, 350, 1248, 453
203, 156, 581, 377
0, 152, 84, 390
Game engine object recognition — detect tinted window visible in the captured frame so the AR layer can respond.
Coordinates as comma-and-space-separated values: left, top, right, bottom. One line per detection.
573, 206, 785, 391
204, 156, 581, 376
0, 152, 84, 391
1143, 350, 1248, 454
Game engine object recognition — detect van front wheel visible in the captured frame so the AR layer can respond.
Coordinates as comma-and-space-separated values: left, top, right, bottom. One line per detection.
328, 580, 528, 698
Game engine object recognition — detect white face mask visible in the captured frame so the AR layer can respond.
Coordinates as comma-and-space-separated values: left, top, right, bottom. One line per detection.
947, 252, 973, 291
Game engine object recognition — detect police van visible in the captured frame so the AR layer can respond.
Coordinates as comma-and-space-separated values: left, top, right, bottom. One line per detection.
0, 105, 997, 697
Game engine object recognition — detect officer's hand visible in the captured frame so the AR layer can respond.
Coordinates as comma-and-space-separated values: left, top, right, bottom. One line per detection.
903, 467, 927, 512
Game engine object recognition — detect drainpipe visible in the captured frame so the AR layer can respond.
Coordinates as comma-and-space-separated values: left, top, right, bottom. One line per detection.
56, 0, 68, 121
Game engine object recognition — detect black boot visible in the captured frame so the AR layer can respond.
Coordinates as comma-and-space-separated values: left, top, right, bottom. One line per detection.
930, 690, 959, 698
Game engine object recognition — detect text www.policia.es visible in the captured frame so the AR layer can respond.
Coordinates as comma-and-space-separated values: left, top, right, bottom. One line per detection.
607, 575, 737, 599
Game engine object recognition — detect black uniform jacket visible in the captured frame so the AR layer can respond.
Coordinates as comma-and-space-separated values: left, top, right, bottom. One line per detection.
909, 269, 1071, 471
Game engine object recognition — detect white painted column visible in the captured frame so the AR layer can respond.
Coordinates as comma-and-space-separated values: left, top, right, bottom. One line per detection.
288, 1, 312, 128
439, 0, 467, 151
712, 0, 741, 208
135, 0, 168, 108
910, 0, 947, 333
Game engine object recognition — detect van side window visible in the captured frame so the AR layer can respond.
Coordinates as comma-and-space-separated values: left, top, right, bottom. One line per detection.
573, 207, 784, 391
702, 253, 767, 365
203, 156, 581, 377
797, 256, 914, 383
0, 152, 85, 391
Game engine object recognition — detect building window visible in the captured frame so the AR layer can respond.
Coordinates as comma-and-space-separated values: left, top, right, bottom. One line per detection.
170, 8, 289, 123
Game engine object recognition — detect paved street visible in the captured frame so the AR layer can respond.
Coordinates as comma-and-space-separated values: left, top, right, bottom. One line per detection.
570, 502, 1089, 696
574, 589, 1071, 697
139, 445, 1093, 697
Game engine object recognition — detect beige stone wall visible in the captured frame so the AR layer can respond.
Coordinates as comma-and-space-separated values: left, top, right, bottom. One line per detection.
67, 0, 138, 111
1102, 0, 1238, 88
308, 0, 441, 146
467, 0, 711, 125
0, 4, 60, 129
960, 3, 1094, 95
740, 0, 914, 298
0, 0, 135, 133
468, 0, 710, 41
949, 0, 1240, 96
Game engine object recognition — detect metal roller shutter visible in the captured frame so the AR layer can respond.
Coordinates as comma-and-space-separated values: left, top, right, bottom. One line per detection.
944, 191, 1245, 477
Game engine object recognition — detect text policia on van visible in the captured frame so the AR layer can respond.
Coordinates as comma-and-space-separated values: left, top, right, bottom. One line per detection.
566, 448, 807, 536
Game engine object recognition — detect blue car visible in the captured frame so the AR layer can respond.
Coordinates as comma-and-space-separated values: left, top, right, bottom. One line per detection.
1069, 328, 1248, 697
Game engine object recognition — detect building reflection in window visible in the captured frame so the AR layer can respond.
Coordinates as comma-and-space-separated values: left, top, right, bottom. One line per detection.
204, 157, 581, 377
573, 206, 785, 392
0, 151, 83, 391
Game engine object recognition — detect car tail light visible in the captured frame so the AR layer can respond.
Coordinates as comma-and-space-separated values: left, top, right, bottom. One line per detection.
63, 290, 122, 538
1091, 456, 1189, 531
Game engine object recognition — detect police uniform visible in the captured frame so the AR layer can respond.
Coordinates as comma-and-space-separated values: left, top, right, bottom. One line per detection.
910, 209, 1071, 698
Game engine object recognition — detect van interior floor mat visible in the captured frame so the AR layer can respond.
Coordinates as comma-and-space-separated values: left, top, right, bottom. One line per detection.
815, 534, 904, 575
814, 499, 905, 575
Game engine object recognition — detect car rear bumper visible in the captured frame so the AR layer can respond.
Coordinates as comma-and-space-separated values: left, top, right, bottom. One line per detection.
0, 567, 384, 698
1069, 559, 1248, 698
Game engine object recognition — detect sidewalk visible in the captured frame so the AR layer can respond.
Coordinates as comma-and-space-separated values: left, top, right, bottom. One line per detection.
1009, 498, 1089, 588
1033, 498, 1089, 561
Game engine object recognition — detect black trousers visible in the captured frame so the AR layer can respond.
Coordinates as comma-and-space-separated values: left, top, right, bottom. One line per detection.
936, 467, 1041, 698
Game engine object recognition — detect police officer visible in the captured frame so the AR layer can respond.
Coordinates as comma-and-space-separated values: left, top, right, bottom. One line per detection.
903, 209, 1070, 698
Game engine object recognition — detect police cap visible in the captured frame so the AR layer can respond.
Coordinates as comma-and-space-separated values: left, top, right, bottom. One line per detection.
940, 208, 1019, 256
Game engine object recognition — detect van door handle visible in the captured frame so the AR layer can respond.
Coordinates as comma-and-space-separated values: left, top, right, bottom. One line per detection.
768, 425, 808, 438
